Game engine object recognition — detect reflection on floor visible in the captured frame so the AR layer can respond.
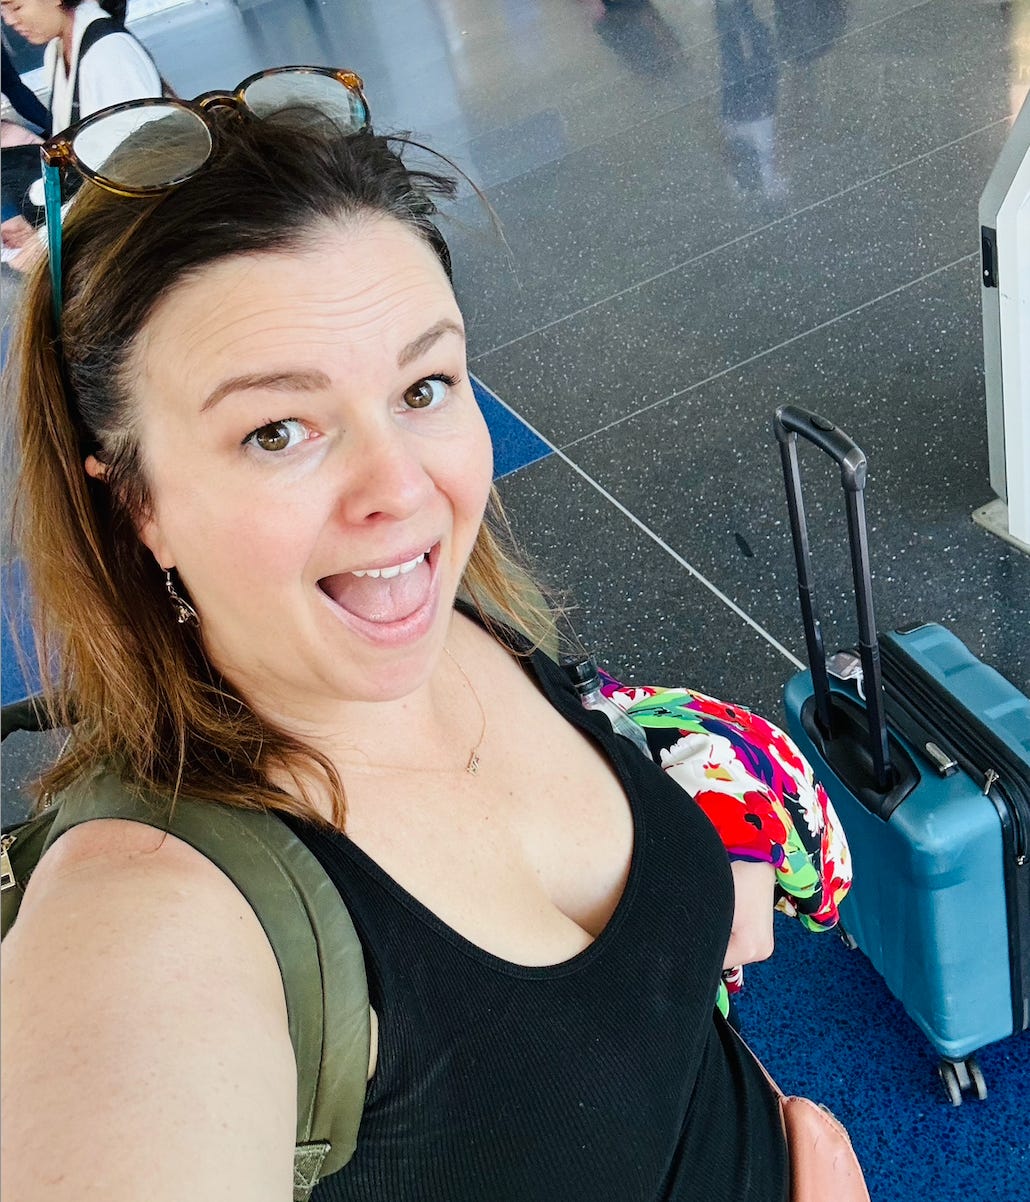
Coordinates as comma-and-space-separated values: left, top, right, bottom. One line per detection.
3, 2, 1028, 1198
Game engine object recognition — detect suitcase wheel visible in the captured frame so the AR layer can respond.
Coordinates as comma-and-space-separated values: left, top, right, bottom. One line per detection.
938, 1057, 988, 1106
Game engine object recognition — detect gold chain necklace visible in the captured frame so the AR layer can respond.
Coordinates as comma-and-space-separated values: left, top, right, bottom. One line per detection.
444, 647, 487, 775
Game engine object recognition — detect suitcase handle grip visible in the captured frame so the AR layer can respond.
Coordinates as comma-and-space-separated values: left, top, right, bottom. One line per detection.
774, 406, 893, 795
773, 406, 867, 492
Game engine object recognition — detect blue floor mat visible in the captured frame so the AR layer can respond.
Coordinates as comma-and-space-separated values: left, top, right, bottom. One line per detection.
1, 559, 40, 704
739, 906, 1030, 1200
472, 373, 552, 478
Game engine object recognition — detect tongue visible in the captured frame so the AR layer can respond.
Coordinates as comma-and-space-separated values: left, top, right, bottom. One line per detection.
321, 559, 431, 623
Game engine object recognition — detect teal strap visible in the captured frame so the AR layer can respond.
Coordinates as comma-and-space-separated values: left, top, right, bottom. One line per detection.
42, 160, 65, 325
44, 769, 369, 1196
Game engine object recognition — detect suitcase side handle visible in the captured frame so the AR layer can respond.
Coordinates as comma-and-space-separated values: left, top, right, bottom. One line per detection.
773, 406, 892, 793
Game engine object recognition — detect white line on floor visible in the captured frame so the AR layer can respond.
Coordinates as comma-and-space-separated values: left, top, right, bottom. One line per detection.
562, 252, 979, 450
473, 376, 805, 670
469, 120, 1004, 366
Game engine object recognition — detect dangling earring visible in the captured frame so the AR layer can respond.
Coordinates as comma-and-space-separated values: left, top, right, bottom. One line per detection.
164, 569, 199, 625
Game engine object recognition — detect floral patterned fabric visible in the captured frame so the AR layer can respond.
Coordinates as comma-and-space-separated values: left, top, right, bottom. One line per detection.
598, 675, 854, 1015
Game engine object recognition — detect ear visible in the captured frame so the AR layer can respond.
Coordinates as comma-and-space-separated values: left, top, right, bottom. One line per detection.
84, 454, 107, 481
86, 454, 173, 569
135, 509, 174, 572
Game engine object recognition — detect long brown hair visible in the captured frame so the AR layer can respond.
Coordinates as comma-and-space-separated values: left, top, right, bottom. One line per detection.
10, 109, 558, 827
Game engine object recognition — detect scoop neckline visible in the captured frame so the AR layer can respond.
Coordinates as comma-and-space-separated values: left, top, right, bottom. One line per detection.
328, 645, 647, 981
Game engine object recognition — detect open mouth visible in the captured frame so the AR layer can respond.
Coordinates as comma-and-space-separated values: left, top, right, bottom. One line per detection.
318, 542, 439, 632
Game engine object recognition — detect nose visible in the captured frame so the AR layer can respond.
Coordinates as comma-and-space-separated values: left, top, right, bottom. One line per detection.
334, 422, 435, 527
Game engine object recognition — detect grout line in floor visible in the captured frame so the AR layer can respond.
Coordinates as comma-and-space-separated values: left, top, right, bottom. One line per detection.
469, 118, 1006, 366
553, 453, 806, 671
560, 252, 979, 452
477, 376, 805, 669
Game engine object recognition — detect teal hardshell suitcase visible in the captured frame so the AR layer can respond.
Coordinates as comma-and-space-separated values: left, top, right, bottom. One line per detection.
775, 406, 1030, 1104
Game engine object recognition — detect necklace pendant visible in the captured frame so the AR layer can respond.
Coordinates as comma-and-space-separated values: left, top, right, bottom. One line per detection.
466, 750, 480, 776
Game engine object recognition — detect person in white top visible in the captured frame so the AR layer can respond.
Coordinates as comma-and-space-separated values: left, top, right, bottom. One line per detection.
0, 0, 162, 265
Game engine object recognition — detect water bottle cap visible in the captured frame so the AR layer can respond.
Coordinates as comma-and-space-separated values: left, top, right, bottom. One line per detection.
561, 654, 600, 691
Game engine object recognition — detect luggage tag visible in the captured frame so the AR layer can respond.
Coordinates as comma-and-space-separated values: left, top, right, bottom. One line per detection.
825, 649, 866, 700
825, 649, 959, 779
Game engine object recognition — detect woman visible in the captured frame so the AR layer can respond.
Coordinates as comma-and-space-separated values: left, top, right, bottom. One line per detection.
0, 0, 161, 258
2, 70, 851, 1200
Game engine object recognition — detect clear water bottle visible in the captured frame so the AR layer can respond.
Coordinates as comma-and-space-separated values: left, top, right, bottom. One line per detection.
563, 655, 652, 761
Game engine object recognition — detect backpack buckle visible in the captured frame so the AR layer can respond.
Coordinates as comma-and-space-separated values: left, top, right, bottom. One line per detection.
293, 1140, 331, 1201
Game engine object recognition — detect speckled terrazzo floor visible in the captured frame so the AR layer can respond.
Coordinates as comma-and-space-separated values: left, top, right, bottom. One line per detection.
3, 1, 1029, 1198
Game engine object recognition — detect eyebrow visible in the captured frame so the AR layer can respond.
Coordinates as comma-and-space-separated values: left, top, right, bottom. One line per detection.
397, 319, 465, 368
199, 369, 331, 413
199, 320, 465, 412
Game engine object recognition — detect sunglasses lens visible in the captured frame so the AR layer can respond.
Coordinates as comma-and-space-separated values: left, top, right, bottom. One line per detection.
242, 70, 368, 133
71, 104, 212, 189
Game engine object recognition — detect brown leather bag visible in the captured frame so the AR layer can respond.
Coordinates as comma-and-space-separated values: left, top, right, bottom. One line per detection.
737, 1031, 870, 1202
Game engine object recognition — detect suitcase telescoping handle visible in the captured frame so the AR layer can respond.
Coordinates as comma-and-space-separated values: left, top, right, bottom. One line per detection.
773, 406, 892, 792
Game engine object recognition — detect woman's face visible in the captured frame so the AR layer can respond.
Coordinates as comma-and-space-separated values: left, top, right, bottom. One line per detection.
0, 0, 68, 44
128, 216, 494, 721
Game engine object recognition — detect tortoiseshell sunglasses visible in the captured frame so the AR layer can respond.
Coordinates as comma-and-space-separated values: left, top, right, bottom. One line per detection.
40, 66, 370, 324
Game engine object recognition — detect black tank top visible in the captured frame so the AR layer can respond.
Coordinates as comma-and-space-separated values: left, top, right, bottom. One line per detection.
287, 643, 788, 1202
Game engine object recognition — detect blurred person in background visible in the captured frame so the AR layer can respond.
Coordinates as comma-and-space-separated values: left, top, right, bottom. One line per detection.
1, 0, 161, 267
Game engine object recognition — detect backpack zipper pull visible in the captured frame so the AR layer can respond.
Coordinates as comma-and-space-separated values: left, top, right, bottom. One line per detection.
983, 768, 999, 797
1, 834, 17, 893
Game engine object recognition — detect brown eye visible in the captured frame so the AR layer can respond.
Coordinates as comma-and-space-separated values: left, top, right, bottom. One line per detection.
403, 377, 448, 409
246, 419, 306, 453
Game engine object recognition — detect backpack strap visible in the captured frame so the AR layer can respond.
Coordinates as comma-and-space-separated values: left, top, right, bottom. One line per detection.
68, 18, 173, 116
69, 17, 120, 127
37, 768, 370, 1199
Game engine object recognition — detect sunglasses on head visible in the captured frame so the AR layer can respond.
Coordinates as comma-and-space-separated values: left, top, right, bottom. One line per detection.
40, 66, 371, 325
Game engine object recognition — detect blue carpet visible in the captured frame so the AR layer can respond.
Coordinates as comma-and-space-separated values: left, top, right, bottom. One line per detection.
471, 373, 552, 478
1, 559, 40, 705
739, 893, 1029, 1200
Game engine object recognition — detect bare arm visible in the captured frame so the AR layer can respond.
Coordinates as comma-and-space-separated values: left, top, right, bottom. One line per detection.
723, 860, 776, 970
1, 216, 36, 249
1, 818, 297, 1200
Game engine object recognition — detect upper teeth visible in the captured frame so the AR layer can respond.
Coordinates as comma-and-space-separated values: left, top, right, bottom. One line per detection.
351, 551, 428, 580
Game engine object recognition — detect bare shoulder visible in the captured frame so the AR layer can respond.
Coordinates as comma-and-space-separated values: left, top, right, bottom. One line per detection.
2, 817, 296, 1201
9, 814, 283, 964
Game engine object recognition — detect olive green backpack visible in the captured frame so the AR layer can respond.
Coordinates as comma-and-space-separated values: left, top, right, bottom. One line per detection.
1, 762, 369, 1201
